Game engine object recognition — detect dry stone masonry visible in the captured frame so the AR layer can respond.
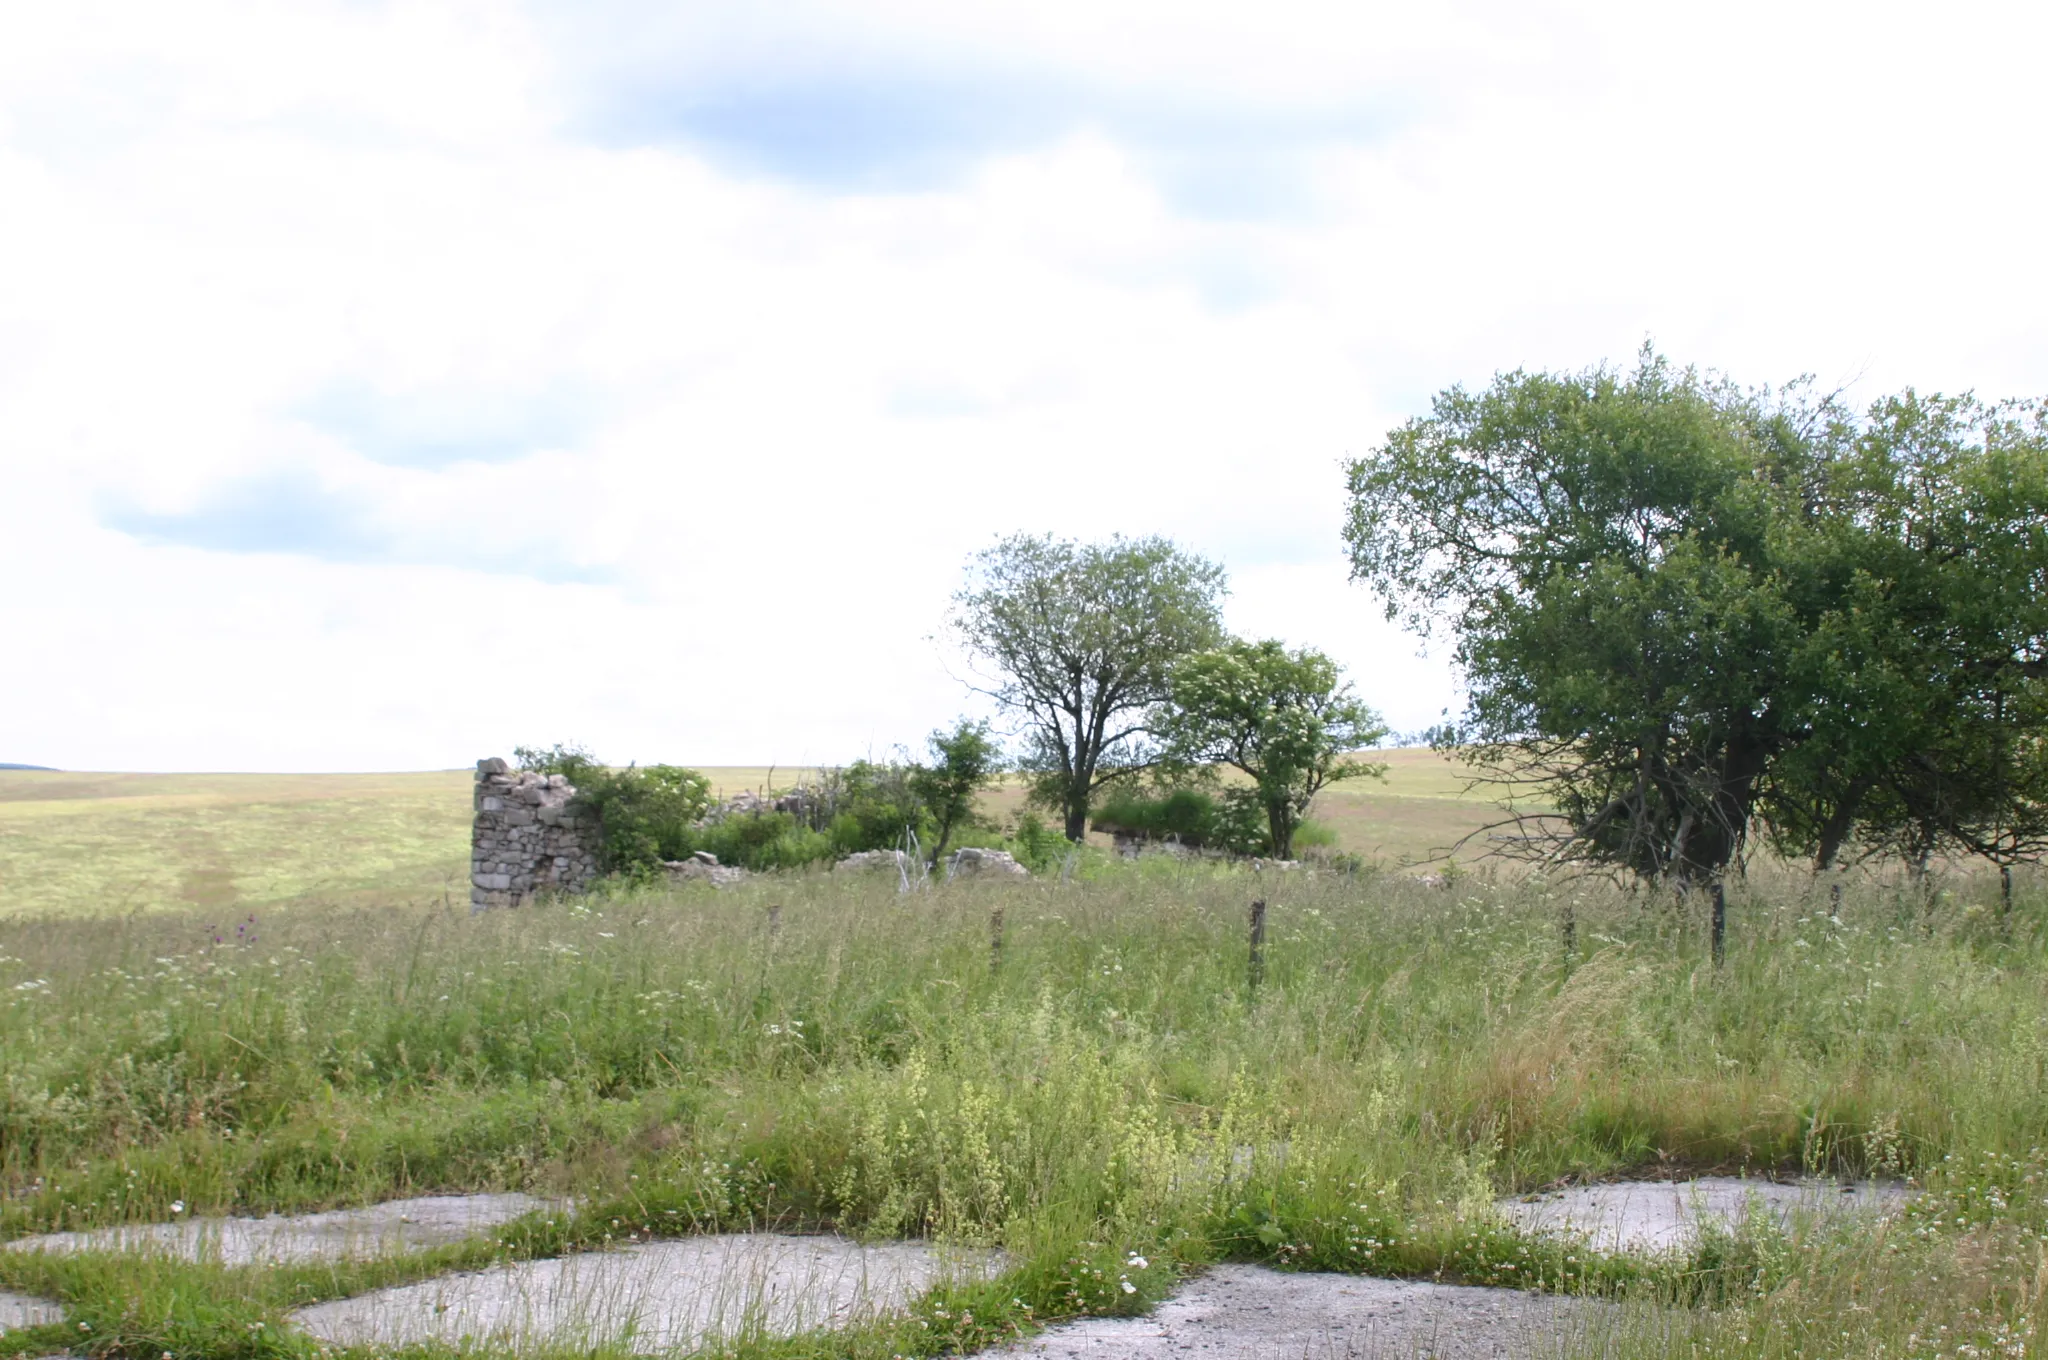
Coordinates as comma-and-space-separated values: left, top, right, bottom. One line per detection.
471, 757, 602, 909
469, 758, 1027, 906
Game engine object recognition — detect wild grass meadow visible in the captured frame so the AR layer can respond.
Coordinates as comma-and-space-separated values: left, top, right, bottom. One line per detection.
3, 837, 2046, 1359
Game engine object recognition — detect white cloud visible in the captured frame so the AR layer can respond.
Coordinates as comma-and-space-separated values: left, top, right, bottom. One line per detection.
1, 0, 2043, 770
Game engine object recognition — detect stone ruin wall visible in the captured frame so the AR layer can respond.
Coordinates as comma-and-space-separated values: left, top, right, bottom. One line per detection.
470, 756, 602, 909
470, 756, 1035, 906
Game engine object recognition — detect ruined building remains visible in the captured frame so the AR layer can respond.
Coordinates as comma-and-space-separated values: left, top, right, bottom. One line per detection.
470, 757, 602, 909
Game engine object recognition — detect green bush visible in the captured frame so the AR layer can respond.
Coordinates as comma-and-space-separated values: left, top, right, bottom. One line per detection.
517, 745, 713, 875
517, 742, 1006, 877
1012, 811, 1067, 871
1290, 819, 1338, 853
1091, 786, 1266, 855
693, 811, 834, 872
820, 759, 933, 855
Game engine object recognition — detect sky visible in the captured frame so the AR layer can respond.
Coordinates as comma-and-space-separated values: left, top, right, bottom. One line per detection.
3, 0, 2044, 772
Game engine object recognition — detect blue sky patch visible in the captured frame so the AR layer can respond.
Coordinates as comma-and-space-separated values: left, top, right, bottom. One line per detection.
103, 469, 613, 585
546, 17, 1403, 213
297, 381, 591, 469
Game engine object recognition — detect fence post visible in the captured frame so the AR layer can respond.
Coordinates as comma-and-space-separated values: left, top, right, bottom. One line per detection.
1561, 898, 1576, 977
989, 904, 1005, 975
1248, 899, 1267, 997
1710, 881, 1726, 968
2002, 865, 2013, 920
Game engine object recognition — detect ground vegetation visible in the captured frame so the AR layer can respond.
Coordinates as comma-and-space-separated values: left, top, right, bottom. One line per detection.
0, 864, 2044, 1359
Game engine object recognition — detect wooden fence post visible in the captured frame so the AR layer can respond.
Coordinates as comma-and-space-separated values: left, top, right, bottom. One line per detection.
1710, 881, 1726, 968
1248, 899, 1267, 997
990, 904, 1005, 974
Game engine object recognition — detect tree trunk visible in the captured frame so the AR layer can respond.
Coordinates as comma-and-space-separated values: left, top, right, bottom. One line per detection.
1064, 803, 1089, 843
1267, 801, 1294, 859
1812, 782, 1867, 872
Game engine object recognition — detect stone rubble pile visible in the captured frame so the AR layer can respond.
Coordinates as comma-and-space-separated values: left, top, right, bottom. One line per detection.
832, 847, 1031, 879
471, 758, 603, 910
832, 849, 910, 874
944, 847, 1030, 879
698, 787, 823, 825
662, 851, 748, 888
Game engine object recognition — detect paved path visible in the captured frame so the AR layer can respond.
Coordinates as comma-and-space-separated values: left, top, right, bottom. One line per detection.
1498, 1177, 1907, 1254
4, 1193, 547, 1265
991, 1265, 1615, 1359
292, 1232, 1004, 1354
0, 1289, 64, 1333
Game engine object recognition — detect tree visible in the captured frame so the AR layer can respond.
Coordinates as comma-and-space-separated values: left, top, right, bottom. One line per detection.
950, 534, 1229, 841
1341, 349, 2048, 884
1157, 640, 1388, 858
1778, 392, 2048, 875
910, 718, 1006, 865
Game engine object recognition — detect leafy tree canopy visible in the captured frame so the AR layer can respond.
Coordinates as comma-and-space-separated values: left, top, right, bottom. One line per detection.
909, 718, 1006, 866
1342, 347, 2048, 883
950, 533, 1228, 841
1157, 639, 1388, 859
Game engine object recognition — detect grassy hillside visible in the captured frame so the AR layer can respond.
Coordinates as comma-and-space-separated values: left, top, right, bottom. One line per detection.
0, 753, 1505, 917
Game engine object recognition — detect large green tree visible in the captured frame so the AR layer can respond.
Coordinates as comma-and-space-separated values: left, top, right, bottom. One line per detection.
1342, 349, 2048, 884
950, 534, 1228, 841
1157, 639, 1388, 859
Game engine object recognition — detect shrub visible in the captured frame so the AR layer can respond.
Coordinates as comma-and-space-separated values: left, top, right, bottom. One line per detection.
1011, 812, 1066, 871
515, 745, 713, 876
910, 719, 1006, 864
1290, 819, 1338, 854
513, 742, 600, 782
822, 759, 933, 855
693, 812, 834, 873
1091, 786, 1267, 855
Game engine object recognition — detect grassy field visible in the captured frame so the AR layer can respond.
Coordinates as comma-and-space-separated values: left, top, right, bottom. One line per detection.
7, 761, 2038, 1359
0, 771, 476, 918
0, 752, 1501, 917
0, 853, 2044, 1358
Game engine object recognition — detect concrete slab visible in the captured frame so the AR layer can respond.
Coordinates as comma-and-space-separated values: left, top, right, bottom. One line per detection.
0, 1289, 64, 1332
291, 1232, 1003, 1354
991, 1264, 1615, 1359
3, 1193, 547, 1265
1499, 1177, 1908, 1255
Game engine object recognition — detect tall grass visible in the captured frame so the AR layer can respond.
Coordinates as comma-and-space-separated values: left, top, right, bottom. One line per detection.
1, 860, 2045, 1358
